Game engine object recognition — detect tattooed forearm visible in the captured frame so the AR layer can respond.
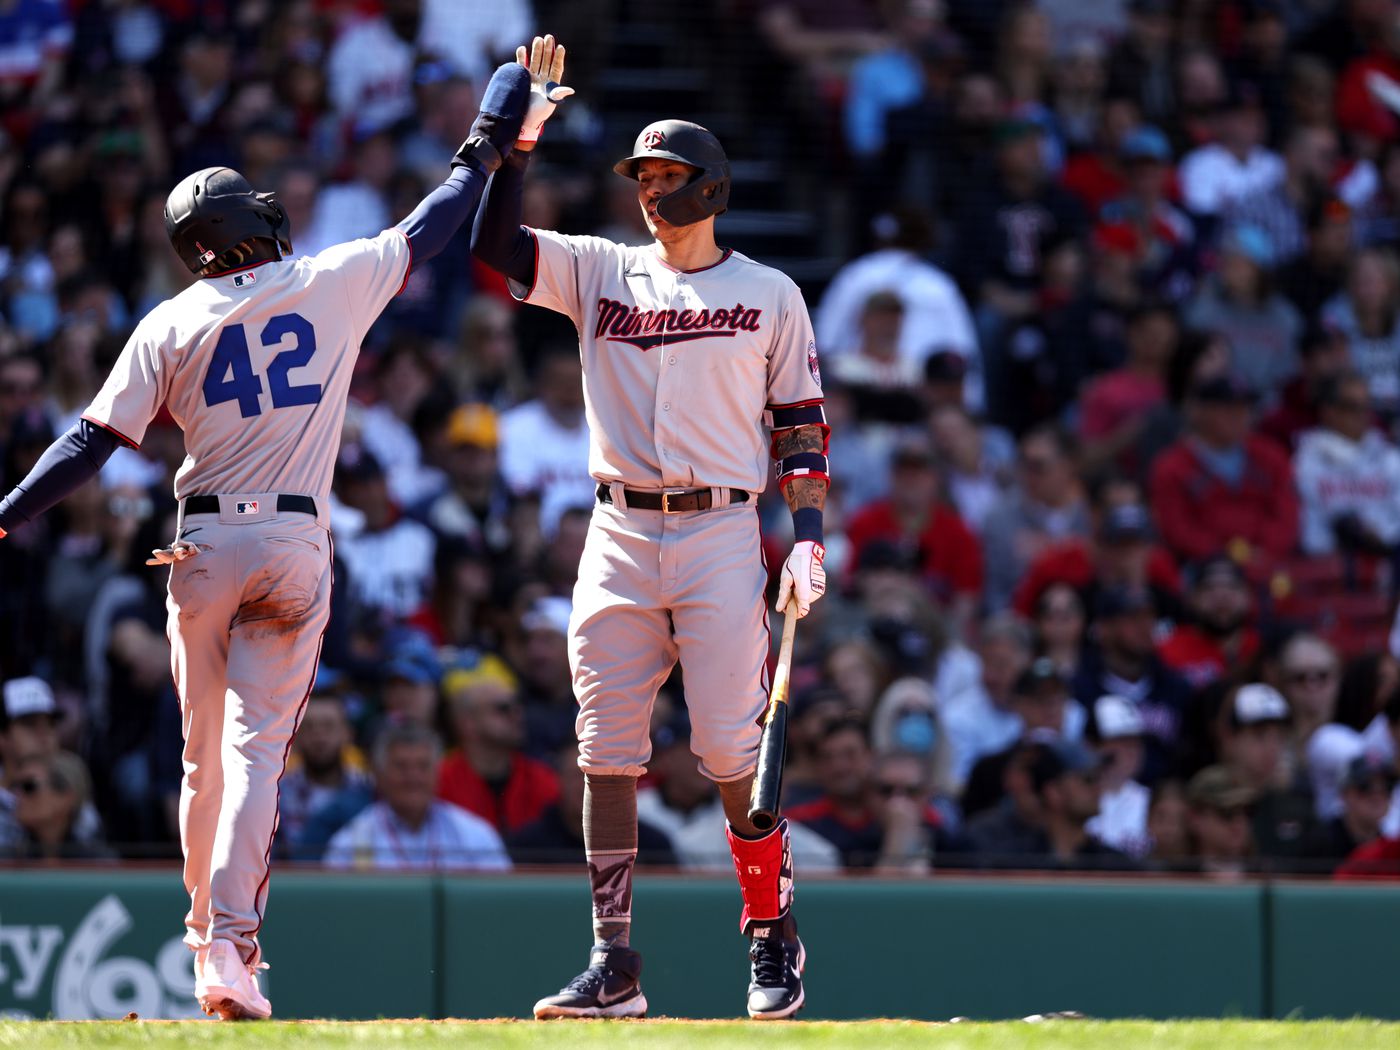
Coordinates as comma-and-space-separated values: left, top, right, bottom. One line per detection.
773, 424, 826, 459
784, 476, 827, 512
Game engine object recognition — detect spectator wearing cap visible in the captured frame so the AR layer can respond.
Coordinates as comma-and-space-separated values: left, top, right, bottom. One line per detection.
844, 439, 983, 634
1184, 765, 1256, 877
498, 348, 593, 538
953, 113, 1086, 385
1276, 634, 1357, 820
1320, 247, 1400, 417
1278, 196, 1356, 329
1100, 125, 1198, 302
919, 352, 1016, 470
941, 614, 1035, 786
0, 676, 104, 852
411, 403, 512, 554
508, 739, 677, 867
1178, 82, 1284, 218
1149, 373, 1299, 568
1184, 224, 1303, 401
277, 671, 373, 860
815, 207, 982, 408
334, 443, 437, 620
1223, 126, 1342, 269
786, 718, 964, 870
1013, 482, 1182, 621
981, 425, 1090, 612
509, 597, 577, 758
1157, 555, 1261, 690
985, 739, 1132, 871
961, 657, 1087, 819
437, 655, 559, 835
1215, 683, 1319, 865
1072, 585, 1193, 784
324, 721, 511, 872
379, 633, 443, 729
1078, 301, 1178, 478
1296, 370, 1400, 557
1256, 320, 1354, 452
1085, 695, 1152, 857
1303, 754, 1395, 870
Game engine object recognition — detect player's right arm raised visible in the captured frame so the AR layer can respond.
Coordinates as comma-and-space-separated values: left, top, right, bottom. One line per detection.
471, 35, 574, 290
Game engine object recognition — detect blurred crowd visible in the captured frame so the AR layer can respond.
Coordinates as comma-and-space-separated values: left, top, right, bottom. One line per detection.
5, 0, 1400, 880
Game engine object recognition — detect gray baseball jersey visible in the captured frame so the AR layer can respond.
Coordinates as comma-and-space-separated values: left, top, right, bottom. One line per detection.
84, 229, 410, 498
87, 230, 408, 971
516, 234, 824, 491
515, 231, 825, 781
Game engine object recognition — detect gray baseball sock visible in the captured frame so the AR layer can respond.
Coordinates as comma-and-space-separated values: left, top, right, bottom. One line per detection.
584, 773, 639, 949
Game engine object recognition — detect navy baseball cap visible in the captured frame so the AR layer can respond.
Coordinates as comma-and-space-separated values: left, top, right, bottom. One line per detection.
1014, 657, 1068, 697
1030, 740, 1105, 791
1187, 554, 1248, 589
1095, 584, 1156, 619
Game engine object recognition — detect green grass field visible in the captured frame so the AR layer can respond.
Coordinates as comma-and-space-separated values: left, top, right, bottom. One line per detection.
1, 1020, 1397, 1050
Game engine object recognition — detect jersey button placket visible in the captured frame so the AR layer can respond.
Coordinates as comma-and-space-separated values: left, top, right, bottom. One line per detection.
654, 281, 683, 483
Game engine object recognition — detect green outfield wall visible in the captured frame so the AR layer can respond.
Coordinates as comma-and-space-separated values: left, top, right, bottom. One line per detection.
0, 869, 1395, 1021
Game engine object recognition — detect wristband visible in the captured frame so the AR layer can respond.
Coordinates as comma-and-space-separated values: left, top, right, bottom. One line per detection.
792, 507, 823, 545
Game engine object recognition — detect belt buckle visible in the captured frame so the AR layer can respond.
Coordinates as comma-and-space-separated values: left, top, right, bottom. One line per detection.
661, 489, 689, 514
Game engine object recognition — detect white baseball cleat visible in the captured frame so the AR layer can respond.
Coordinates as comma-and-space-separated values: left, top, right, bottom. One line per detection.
194, 939, 272, 1021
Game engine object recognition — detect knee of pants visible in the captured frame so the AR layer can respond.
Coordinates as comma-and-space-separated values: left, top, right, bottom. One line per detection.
688, 714, 762, 783
575, 707, 651, 779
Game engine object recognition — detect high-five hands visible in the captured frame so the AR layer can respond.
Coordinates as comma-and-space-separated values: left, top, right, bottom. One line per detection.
515, 34, 574, 147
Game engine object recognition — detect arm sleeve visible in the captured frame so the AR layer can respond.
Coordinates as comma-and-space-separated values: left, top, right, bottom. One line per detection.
394, 164, 489, 267
0, 419, 121, 532
471, 150, 536, 287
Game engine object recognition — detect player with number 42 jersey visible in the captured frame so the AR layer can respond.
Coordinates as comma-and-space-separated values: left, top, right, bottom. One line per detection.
0, 60, 537, 1021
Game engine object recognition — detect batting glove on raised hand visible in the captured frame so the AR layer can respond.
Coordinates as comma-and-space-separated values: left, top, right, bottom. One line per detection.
146, 540, 212, 567
776, 541, 826, 619
515, 33, 574, 146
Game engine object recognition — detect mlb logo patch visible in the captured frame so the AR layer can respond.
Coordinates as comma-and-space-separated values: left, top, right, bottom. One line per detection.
236, 501, 259, 515
234, 271, 257, 287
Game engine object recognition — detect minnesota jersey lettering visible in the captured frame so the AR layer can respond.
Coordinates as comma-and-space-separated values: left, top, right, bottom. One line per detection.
595, 297, 764, 350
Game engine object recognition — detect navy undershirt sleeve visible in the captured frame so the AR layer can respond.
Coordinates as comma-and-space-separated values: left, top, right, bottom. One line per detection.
470, 150, 535, 286
0, 419, 121, 532
394, 164, 489, 266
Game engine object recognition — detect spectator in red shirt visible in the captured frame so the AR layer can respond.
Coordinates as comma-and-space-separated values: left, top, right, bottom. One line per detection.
1149, 373, 1299, 569
436, 655, 559, 835
845, 440, 983, 633
1157, 555, 1261, 690
1079, 299, 1178, 478
1014, 479, 1183, 621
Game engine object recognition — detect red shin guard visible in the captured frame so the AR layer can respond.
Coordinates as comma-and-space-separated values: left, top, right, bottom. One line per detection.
726, 818, 794, 935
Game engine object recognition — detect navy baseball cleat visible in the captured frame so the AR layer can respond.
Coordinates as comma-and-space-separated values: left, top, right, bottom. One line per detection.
746, 913, 805, 1019
533, 944, 647, 1019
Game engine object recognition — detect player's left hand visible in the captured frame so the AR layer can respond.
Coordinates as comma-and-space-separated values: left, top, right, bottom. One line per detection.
777, 540, 826, 619
515, 34, 574, 146
145, 539, 212, 567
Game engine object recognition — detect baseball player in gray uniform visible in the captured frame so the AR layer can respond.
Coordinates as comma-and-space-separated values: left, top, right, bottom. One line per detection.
474, 37, 830, 1020
0, 63, 534, 1019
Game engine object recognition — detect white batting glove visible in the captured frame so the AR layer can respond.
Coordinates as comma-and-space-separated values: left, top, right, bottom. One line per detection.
776, 541, 826, 619
146, 540, 212, 567
515, 34, 574, 146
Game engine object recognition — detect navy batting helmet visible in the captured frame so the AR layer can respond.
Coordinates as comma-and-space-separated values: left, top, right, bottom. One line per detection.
164, 167, 292, 274
613, 119, 730, 226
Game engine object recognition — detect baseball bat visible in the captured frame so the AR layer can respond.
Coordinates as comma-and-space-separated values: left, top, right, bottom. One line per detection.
748, 603, 798, 832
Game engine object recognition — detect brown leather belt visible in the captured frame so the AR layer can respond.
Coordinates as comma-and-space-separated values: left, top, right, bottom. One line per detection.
596, 484, 749, 513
